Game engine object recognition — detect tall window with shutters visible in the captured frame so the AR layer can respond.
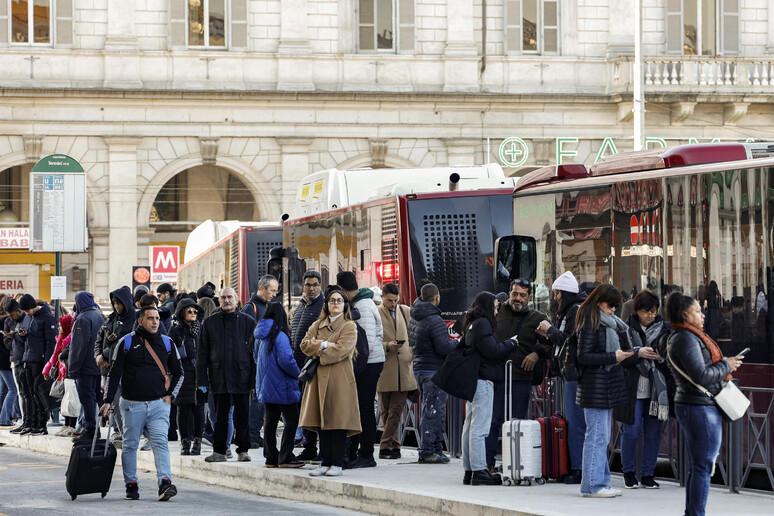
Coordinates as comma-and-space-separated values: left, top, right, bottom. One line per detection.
505, 0, 558, 55
170, 0, 247, 50
358, 0, 414, 53
665, 0, 739, 55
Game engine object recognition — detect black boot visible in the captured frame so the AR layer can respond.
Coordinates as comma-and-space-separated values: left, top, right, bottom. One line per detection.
563, 469, 582, 484
181, 438, 191, 456
471, 469, 503, 486
190, 437, 201, 456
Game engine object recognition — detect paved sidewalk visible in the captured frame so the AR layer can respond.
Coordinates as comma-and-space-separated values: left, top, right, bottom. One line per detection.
0, 425, 769, 515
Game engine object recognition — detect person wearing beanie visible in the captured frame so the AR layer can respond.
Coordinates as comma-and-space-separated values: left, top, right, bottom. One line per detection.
537, 271, 586, 484
17, 294, 57, 435
336, 271, 385, 469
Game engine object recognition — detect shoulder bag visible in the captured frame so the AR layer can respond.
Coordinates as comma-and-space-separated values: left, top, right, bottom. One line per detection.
298, 356, 319, 383
667, 344, 750, 421
431, 332, 480, 402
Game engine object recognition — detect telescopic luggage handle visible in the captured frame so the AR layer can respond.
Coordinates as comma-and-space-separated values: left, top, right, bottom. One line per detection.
90, 413, 114, 459
505, 359, 513, 422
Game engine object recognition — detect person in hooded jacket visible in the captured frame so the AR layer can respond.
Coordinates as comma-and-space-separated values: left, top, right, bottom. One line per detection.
536, 271, 587, 484
68, 291, 107, 442
169, 297, 205, 456
17, 294, 57, 435
616, 289, 672, 490
459, 292, 519, 486
408, 283, 457, 464
255, 302, 303, 468
197, 282, 219, 307
95, 285, 136, 439
43, 314, 77, 435
0, 299, 21, 427
5, 300, 26, 431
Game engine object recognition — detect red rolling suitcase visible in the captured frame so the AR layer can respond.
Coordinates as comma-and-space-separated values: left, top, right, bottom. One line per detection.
537, 413, 569, 481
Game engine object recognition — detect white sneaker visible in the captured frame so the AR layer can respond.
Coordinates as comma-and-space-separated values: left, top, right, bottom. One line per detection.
55, 426, 72, 437
583, 487, 622, 498
325, 466, 343, 476
309, 466, 330, 476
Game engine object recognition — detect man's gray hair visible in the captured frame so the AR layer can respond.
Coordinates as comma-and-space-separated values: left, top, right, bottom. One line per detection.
258, 274, 277, 291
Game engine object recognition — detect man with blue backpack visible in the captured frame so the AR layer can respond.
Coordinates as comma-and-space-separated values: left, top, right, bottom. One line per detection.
102, 305, 184, 502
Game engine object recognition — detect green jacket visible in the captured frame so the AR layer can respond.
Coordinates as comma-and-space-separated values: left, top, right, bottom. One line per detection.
495, 304, 550, 382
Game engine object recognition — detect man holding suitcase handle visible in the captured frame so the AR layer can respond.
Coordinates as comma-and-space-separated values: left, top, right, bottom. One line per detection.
102, 305, 184, 502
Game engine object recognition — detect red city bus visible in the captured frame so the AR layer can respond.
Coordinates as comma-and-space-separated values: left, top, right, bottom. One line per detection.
278, 186, 515, 324
495, 142, 774, 490
178, 221, 282, 305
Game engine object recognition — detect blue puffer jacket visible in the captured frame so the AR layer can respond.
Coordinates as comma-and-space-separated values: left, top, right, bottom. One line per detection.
254, 319, 301, 405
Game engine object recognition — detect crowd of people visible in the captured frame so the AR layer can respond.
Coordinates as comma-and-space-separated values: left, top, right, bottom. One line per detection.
0, 270, 747, 515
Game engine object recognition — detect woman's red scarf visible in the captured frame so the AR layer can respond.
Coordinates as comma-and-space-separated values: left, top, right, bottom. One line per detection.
671, 322, 731, 381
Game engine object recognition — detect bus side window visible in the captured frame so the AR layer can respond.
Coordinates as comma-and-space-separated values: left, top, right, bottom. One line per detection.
494, 236, 537, 292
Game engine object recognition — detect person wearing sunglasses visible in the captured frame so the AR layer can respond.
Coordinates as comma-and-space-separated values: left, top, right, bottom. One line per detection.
575, 284, 636, 498
484, 278, 550, 474
169, 298, 204, 456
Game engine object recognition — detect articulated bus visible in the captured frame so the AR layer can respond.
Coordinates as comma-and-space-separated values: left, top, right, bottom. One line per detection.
496, 142, 774, 490
178, 220, 282, 305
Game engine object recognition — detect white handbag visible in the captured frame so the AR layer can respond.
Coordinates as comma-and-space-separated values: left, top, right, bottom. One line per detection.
667, 345, 750, 421
61, 379, 82, 418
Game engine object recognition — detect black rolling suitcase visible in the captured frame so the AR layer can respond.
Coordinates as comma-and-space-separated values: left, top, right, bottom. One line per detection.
65, 414, 117, 500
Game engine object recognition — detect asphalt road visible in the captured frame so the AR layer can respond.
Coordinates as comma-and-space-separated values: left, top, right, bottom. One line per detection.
0, 444, 366, 516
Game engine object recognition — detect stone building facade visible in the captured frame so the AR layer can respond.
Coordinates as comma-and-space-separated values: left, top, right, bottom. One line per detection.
0, 0, 772, 300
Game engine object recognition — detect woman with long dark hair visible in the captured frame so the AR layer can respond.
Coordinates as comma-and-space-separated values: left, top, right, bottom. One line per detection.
537, 271, 586, 484
575, 284, 636, 498
299, 287, 360, 477
255, 302, 302, 468
664, 293, 742, 516
459, 292, 517, 486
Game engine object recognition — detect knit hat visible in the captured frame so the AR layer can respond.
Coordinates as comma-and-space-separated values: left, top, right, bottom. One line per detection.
19, 294, 37, 311
551, 271, 579, 294
157, 282, 176, 295
336, 271, 358, 292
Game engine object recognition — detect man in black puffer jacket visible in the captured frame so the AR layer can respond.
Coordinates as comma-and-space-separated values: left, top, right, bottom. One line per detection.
197, 287, 256, 463
408, 283, 457, 464
289, 270, 324, 462
18, 294, 57, 435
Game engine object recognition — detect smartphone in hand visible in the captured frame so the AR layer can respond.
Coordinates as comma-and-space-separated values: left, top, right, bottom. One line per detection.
736, 347, 750, 357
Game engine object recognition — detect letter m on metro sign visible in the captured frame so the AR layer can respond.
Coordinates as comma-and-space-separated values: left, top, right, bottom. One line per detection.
150, 246, 179, 284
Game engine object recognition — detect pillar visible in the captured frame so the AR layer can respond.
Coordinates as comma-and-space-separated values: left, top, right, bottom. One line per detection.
277, 138, 313, 215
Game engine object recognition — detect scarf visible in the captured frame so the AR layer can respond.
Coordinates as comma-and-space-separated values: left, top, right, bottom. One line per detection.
599, 311, 630, 371
670, 322, 731, 381
186, 319, 201, 339
634, 321, 670, 421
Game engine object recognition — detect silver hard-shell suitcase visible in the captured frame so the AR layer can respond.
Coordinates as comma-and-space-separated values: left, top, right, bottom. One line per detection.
501, 360, 544, 486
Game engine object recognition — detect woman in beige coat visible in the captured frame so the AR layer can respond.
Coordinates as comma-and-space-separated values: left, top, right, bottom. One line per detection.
299, 287, 360, 477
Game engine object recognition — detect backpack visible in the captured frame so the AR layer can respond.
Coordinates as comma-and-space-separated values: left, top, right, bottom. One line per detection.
352, 323, 370, 374
123, 332, 173, 353
558, 332, 581, 382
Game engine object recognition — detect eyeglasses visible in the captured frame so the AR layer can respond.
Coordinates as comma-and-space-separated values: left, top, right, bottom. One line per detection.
511, 279, 531, 289
184, 309, 198, 315
328, 298, 345, 305
639, 310, 658, 317
304, 283, 321, 288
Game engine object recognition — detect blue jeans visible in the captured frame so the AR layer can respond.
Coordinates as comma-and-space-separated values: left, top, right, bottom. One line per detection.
462, 380, 494, 472
580, 407, 612, 495
249, 395, 264, 441
75, 374, 101, 433
621, 398, 665, 476
0, 369, 19, 425
675, 404, 722, 516
415, 371, 447, 459
563, 381, 586, 470
208, 391, 233, 447
485, 380, 532, 466
120, 398, 172, 486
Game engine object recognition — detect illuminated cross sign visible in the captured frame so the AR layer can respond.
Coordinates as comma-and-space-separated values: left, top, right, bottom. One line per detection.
498, 137, 529, 167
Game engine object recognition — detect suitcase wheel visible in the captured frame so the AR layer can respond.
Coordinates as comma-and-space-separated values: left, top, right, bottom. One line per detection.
536, 477, 546, 485
101, 492, 107, 498
71, 495, 77, 501
504, 478, 513, 486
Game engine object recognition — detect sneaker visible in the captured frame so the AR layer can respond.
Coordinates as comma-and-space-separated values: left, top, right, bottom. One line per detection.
583, 487, 622, 498
31, 427, 48, 436
204, 452, 227, 462
279, 458, 305, 468
20, 426, 35, 435
471, 469, 502, 486
10, 425, 27, 434
640, 476, 660, 489
112, 438, 123, 450
350, 456, 377, 469
265, 462, 278, 468
201, 432, 214, 447
378, 449, 391, 459
624, 472, 639, 489
226, 449, 233, 460
125, 482, 140, 500
297, 448, 319, 462
140, 437, 151, 451
564, 469, 582, 484
325, 466, 343, 476
419, 453, 449, 464
294, 437, 306, 448
237, 452, 251, 462
73, 431, 94, 443
54, 426, 72, 437
309, 466, 330, 476
157, 479, 177, 502
463, 470, 472, 485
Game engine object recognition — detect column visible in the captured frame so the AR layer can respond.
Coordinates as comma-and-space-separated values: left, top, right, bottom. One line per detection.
277, 138, 313, 215
104, 137, 141, 291
444, 139, 480, 166
103, 0, 141, 88
88, 228, 110, 301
